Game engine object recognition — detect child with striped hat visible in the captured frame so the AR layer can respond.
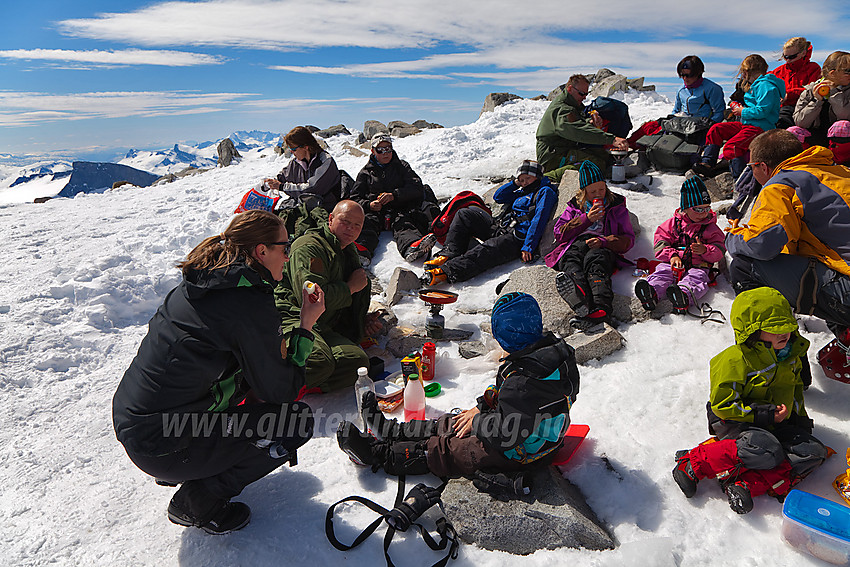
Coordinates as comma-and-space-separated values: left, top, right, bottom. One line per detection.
635, 176, 725, 313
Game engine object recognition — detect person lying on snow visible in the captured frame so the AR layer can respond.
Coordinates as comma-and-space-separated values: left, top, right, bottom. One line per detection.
672, 288, 828, 514
337, 292, 579, 496
634, 176, 725, 314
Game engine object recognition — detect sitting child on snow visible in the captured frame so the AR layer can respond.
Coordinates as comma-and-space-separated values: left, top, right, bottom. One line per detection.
672, 288, 828, 514
337, 292, 579, 495
545, 160, 634, 332
635, 176, 725, 313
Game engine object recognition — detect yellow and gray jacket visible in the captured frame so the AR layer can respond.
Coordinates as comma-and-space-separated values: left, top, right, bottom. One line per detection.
726, 145, 850, 276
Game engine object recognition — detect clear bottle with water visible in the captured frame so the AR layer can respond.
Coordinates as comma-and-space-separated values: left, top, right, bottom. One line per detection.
354, 367, 374, 430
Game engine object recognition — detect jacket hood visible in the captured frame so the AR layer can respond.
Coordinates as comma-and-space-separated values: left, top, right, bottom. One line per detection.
754, 72, 787, 93
183, 260, 273, 299
771, 145, 836, 177
731, 287, 798, 344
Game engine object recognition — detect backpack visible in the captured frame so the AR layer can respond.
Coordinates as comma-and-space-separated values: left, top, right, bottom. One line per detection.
637, 116, 713, 173
430, 191, 490, 244
585, 97, 633, 138
277, 198, 330, 242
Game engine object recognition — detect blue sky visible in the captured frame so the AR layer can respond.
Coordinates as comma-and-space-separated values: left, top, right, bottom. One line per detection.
1, 0, 848, 161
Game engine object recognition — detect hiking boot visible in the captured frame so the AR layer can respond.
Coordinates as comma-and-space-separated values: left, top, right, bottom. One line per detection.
421, 268, 448, 287
635, 279, 658, 311
569, 316, 604, 334
690, 162, 716, 178
667, 285, 689, 313
423, 255, 450, 269
404, 233, 437, 263
337, 421, 385, 470
167, 481, 251, 535
725, 481, 754, 514
556, 272, 589, 317
672, 450, 699, 498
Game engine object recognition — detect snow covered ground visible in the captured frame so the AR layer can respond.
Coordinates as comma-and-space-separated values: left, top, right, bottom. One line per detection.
1, 93, 847, 567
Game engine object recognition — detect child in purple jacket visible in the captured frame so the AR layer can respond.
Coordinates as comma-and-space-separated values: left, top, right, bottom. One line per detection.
545, 161, 635, 331
635, 176, 725, 312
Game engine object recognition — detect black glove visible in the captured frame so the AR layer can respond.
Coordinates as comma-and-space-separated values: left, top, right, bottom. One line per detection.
472, 470, 530, 501
384, 483, 442, 531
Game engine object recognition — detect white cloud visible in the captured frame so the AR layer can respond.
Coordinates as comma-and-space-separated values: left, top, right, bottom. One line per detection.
56, 0, 847, 50
0, 49, 224, 67
0, 91, 257, 126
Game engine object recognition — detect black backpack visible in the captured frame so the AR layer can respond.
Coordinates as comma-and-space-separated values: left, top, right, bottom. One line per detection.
585, 97, 633, 138
638, 116, 712, 173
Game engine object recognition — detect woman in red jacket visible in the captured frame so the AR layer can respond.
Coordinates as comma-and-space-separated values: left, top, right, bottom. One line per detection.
771, 37, 821, 128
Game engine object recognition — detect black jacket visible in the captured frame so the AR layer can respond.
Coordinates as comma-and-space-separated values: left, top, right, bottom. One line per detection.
351, 154, 427, 215
112, 260, 314, 457
472, 333, 580, 463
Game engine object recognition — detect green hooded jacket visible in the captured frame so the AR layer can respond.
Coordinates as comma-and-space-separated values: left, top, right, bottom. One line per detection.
535, 90, 616, 172
274, 224, 370, 342
709, 287, 809, 429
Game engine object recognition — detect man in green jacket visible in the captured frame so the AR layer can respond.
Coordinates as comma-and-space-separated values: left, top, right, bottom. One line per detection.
275, 200, 371, 393
536, 74, 628, 178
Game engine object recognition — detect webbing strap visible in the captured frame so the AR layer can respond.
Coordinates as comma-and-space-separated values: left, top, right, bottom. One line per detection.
325, 476, 459, 567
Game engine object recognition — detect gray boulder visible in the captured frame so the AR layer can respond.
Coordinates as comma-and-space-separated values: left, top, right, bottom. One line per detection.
58, 162, 158, 198
591, 68, 616, 84
363, 120, 389, 140
342, 143, 369, 158
480, 93, 522, 115
386, 267, 421, 306
412, 120, 443, 129
304, 125, 320, 133
458, 340, 487, 359
385, 327, 474, 357
547, 84, 567, 101
589, 74, 628, 98
315, 124, 350, 138
705, 171, 735, 201
216, 138, 241, 167
388, 120, 420, 138
442, 465, 616, 554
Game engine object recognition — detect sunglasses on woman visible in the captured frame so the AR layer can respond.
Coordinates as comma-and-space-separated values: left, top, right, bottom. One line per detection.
783, 52, 801, 61
270, 240, 291, 254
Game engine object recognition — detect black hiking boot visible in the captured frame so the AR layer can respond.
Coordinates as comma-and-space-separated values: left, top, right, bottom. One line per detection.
404, 233, 437, 262
667, 285, 689, 314
167, 481, 251, 535
569, 315, 605, 334
556, 271, 589, 317
337, 421, 386, 470
672, 450, 699, 498
361, 391, 437, 442
725, 481, 754, 514
635, 279, 658, 311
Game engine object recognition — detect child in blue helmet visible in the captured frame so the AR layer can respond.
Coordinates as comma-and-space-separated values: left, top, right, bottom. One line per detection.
337, 292, 580, 485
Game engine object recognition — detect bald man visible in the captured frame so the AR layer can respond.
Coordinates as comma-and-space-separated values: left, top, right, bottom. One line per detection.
275, 200, 371, 393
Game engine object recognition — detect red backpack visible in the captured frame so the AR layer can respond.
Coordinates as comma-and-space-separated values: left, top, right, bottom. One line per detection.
429, 191, 490, 244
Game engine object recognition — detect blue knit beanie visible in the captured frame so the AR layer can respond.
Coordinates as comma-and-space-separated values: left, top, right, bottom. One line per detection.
491, 292, 543, 352
578, 160, 604, 189
680, 176, 711, 209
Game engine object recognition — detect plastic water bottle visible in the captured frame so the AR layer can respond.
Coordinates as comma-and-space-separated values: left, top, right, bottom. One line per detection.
421, 342, 436, 381
404, 373, 426, 421
354, 367, 373, 430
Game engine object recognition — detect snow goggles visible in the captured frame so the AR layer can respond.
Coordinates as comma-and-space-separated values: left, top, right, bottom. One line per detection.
690, 206, 711, 213
374, 146, 393, 155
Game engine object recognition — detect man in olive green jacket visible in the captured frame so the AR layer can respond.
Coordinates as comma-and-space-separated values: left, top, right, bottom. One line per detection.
275, 200, 371, 392
536, 74, 628, 178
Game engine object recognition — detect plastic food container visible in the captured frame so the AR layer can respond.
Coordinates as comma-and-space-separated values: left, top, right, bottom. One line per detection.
781, 489, 850, 565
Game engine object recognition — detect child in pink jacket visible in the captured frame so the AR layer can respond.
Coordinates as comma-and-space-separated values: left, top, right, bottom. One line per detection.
635, 176, 725, 312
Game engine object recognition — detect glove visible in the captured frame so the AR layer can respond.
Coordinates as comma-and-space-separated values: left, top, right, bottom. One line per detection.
384, 483, 442, 531
472, 470, 530, 501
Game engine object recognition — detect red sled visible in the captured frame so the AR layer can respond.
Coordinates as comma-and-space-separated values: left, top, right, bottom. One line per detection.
552, 424, 590, 466
818, 338, 850, 384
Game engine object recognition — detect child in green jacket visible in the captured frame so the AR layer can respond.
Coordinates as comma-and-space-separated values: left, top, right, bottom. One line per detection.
672, 287, 827, 513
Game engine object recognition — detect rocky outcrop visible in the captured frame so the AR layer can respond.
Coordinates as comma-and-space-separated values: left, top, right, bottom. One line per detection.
480, 93, 521, 115
412, 120, 444, 129
442, 465, 616, 554
387, 120, 420, 138
315, 124, 351, 138
363, 120, 389, 140
216, 138, 241, 167
57, 162, 158, 198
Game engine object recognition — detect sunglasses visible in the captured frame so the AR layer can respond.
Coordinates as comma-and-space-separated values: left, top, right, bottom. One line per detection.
783, 52, 801, 61
690, 206, 711, 213
573, 88, 588, 97
374, 146, 393, 155
679, 72, 693, 78
270, 240, 291, 255
289, 145, 305, 152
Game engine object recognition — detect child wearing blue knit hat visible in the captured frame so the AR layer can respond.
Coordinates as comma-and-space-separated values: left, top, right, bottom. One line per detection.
635, 176, 725, 313
337, 292, 580, 489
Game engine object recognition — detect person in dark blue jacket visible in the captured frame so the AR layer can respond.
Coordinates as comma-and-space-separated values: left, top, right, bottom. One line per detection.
422, 160, 558, 285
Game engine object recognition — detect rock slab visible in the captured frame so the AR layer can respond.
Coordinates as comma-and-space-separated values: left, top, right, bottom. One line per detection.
442, 465, 616, 555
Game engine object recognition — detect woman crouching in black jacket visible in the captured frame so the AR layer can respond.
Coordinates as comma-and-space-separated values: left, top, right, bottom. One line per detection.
113, 210, 325, 534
